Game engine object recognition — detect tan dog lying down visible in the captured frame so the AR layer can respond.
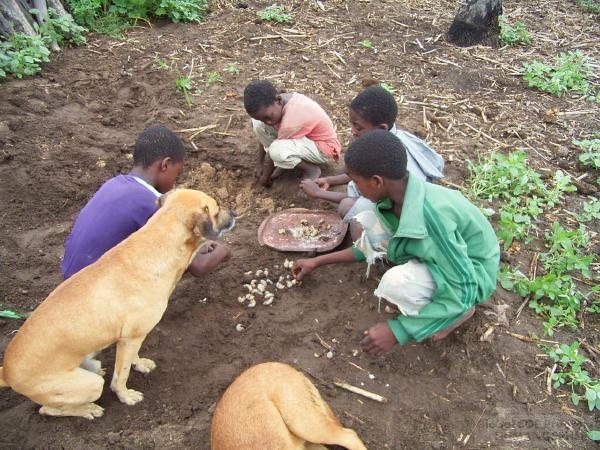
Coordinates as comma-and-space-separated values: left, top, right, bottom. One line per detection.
211, 362, 367, 450
0, 189, 235, 419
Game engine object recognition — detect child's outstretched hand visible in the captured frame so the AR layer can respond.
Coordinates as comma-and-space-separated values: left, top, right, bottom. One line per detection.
360, 323, 397, 355
299, 179, 322, 198
292, 258, 318, 280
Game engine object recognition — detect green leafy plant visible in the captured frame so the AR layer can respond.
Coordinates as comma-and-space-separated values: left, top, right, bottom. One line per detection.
541, 222, 594, 278
175, 75, 193, 108
224, 62, 239, 75
205, 71, 223, 85
522, 51, 594, 97
573, 138, 600, 169
359, 39, 373, 49
153, 58, 171, 70
65, 0, 106, 28
0, 309, 28, 319
257, 4, 292, 23
543, 342, 600, 412
0, 33, 51, 78
589, 430, 600, 441
499, 15, 531, 45
37, 8, 88, 46
155, 0, 207, 23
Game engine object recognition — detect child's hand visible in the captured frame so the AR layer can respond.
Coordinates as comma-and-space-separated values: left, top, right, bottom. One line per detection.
360, 323, 397, 356
292, 258, 318, 280
299, 179, 322, 197
315, 177, 330, 190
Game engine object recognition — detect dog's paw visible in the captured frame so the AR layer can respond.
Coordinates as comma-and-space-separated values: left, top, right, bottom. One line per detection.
39, 403, 104, 419
133, 357, 156, 374
116, 389, 144, 405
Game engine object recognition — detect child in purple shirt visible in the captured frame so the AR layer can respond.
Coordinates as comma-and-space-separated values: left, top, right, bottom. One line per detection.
61, 126, 231, 279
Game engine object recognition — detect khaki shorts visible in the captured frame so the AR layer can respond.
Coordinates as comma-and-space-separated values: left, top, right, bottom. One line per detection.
251, 120, 329, 170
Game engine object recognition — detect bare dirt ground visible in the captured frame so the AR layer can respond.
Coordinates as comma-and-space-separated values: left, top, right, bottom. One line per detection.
0, 0, 599, 448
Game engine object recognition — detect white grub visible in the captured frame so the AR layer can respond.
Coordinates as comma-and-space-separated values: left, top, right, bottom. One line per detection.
251, 289, 263, 296
326, 351, 334, 359
250, 279, 258, 287
243, 284, 253, 292
278, 275, 285, 282
368, 373, 375, 380
263, 269, 269, 277
255, 269, 264, 277
326, 224, 332, 230
247, 299, 257, 308
262, 297, 273, 306
276, 282, 286, 290
285, 280, 294, 288
291, 279, 298, 286
318, 218, 325, 224
265, 278, 274, 285
300, 219, 308, 226
245, 293, 255, 301
259, 279, 268, 287
264, 292, 274, 299
278, 228, 287, 235
244, 270, 253, 276
237, 296, 246, 303
256, 284, 266, 293
235, 323, 245, 332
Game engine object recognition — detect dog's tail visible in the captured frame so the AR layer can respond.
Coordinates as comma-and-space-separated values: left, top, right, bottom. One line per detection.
0, 367, 9, 388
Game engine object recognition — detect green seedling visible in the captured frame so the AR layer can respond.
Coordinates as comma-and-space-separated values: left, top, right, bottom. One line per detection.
359, 39, 373, 49
0, 309, 28, 319
522, 51, 594, 97
154, 58, 171, 70
175, 75, 193, 108
499, 15, 531, 45
224, 62, 239, 75
573, 138, 600, 169
379, 82, 395, 94
257, 5, 292, 23
576, 0, 600, 15
206, 71, 223, 85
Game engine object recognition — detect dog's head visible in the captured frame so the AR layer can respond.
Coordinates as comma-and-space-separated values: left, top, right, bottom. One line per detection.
158, 189, 236, 242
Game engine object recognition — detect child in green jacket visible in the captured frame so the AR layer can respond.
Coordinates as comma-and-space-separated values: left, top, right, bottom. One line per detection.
293, 130, 500, 355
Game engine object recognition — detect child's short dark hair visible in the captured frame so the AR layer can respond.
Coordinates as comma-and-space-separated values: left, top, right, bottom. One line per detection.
133, 126, 185, 168
243, 80, 278, 114
345, 130, 407, 180
350, 85, 398, 129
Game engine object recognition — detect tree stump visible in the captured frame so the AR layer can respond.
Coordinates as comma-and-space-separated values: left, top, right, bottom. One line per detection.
446, 0, 503, 47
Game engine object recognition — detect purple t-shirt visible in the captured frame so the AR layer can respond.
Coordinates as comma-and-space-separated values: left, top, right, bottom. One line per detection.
61, 174, 159, 279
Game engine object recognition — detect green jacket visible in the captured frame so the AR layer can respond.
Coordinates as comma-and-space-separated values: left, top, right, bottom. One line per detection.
352, 175, 500, 345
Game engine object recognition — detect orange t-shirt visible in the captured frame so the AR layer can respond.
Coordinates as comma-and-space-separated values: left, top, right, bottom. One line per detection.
274, 93, 341, 161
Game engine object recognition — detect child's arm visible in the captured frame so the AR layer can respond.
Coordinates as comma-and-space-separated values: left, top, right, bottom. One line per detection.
292, 247, 357, 280
187, 241, 232, 277
299, 179, 347, 203
320, 174, 351, 187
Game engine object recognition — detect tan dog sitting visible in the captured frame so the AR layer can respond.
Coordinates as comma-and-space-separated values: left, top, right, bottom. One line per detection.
0, 189, 235, 419
211, 362, 368, 450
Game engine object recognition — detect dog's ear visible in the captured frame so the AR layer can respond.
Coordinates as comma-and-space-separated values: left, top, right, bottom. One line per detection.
189, 209, 215, 238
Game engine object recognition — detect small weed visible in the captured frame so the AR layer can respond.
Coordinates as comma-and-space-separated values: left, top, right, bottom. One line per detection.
541, 222, 593, 278
577, 197, 600, 222
154, 58, 171, 70
499, 15, 531, 45
576, 0, 600, 15
224, 62, 239, 75
205, 71, 223, 85
573, 138, 600, 169
543, 342, 600, 412
257, 5, 292, 23
379, 82, 395, 94
359, 39, 374, 49
522, 51, 594, 97
175, 76, 193, 108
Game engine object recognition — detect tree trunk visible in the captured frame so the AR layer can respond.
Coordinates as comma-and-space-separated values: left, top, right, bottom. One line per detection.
0, 0, 37, 38
0, 0, 68, 45
447, 0, 502, 47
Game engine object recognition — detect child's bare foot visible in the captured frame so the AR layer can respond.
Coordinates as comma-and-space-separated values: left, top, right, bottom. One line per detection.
430, 308, 476, 342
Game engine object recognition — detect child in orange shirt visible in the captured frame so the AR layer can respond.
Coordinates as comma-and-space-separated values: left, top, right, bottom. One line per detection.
243, 80, 341, 187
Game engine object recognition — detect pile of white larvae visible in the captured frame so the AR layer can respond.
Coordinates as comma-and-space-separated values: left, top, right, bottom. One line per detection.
237, 259, 299, 308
